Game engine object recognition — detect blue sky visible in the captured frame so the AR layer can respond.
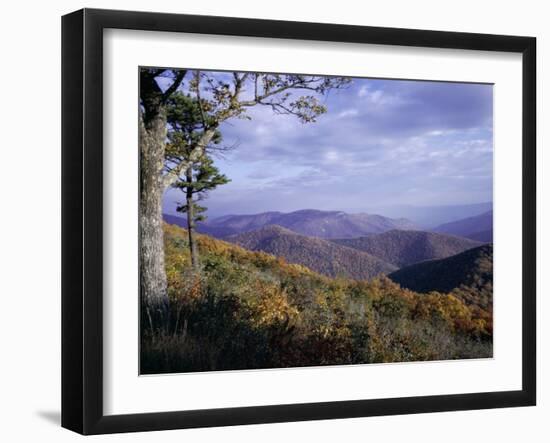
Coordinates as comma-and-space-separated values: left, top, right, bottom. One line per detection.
162, 73, 493, 218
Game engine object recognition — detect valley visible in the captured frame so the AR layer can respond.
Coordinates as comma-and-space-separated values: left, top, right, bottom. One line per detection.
163, 207, 492, 289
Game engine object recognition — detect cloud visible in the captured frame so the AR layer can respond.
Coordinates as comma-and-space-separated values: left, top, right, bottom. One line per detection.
246, 170, 276, 180
357, 84, 409, 107
357, 85, 369, 97
323, 150, 340, 162
164, 74, 493, 215
337, 109, 359, 118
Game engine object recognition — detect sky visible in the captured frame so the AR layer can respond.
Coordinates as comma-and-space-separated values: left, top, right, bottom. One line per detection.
162, 72, 493, 219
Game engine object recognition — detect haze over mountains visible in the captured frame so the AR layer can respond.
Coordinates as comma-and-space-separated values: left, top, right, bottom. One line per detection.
434, 210, 493, 242
165, 209, 418, 239
353, 202, 493, 228
164, 209, 417, 238
163, 206, 493, 294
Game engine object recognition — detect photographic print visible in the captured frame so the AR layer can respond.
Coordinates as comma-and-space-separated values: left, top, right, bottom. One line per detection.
139, 68, 493, 375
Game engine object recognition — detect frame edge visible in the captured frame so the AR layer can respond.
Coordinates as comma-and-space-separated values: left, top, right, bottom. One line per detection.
61, 8, 85, 435
62, 8, 538, 434
521, 36, 537, 406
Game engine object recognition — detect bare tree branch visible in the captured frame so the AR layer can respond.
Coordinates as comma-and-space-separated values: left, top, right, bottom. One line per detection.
162, 73, 350, 189
162, 70, 187, 102
194, 71, 209, 129
239, 78, 324, 107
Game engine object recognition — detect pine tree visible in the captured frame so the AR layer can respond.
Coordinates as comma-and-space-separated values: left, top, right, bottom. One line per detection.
139, 68, 349, 324
173, 156, 230, 269
165, 91, 227, 269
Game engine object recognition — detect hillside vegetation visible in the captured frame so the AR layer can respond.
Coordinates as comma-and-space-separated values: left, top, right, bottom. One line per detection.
331, 230, 481, 267
389, 244, 493, 310
141, 223, 492, 374
227, 225, 396, 280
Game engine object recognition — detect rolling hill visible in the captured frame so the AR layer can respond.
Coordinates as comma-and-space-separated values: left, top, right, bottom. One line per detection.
331, 230, 481, 268
388, 244, 493, 309
226, 224, 397, 280
434, 210, 493, 242
164, 209, 417, 239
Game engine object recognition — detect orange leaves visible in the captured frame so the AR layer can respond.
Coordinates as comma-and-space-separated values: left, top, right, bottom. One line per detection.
158, 222, 493, 371
411, 292, 492, 336
244, 280, 299, 328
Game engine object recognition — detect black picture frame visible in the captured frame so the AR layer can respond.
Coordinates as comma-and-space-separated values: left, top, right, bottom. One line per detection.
62, 8, 536, 435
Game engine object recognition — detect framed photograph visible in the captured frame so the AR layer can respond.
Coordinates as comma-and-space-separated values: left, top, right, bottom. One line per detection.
62, 8, 536, 435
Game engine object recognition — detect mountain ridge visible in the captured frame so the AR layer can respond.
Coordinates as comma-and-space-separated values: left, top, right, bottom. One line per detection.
226, 224, 397, 280
164, 209, 418, 239
331, 229, 481, 268
389, 244, 493, 309
434, 210, 493, 242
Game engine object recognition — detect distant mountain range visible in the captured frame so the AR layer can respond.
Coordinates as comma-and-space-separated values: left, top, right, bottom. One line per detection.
164, 209, 493, 305
164, 209, 418, 239
163, 205, 493, 316
388, 244, 493, 308
331, 230, 482, 268
434, 210, 493, 243
227, 225, 397, 280
362, 202, 492, 227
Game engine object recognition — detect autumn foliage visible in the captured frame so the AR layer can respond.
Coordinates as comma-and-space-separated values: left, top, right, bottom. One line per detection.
141, 223, 492, 374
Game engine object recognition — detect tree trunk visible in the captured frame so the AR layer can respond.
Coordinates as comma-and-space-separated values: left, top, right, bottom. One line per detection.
138, 69, 188, 332
185, 166, 200, 269
139, 110, 169, 326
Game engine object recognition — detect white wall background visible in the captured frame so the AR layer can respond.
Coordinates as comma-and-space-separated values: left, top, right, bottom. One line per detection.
0, 0, 546, 441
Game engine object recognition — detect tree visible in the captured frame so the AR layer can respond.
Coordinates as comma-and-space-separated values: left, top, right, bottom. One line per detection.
139, 68, 350, 323
173, 156, 230, 269
166, 91, 229, 270
140, 68, 186, 325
